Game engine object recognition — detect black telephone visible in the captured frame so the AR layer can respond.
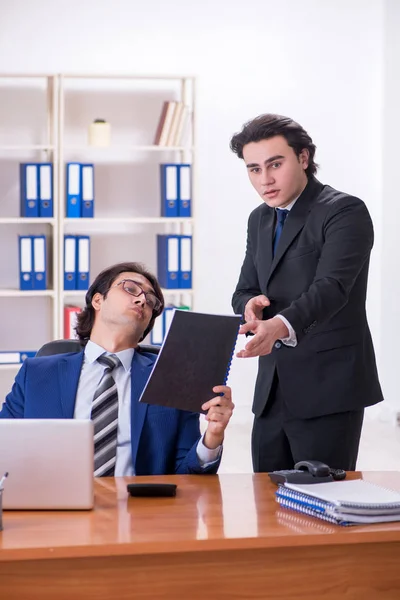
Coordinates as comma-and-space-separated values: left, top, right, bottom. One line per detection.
268, 460, 346, 485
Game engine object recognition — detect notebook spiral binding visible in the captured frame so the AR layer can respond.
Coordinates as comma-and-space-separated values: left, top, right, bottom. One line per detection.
276, 496, 352, 527
223, 322, 241, 385
280, 481, 400, 511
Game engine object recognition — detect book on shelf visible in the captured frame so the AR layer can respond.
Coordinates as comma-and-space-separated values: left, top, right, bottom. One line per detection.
154, 101, 177, 146
165, 101, 184, 146
173, 104, 190, 147
154, 101, 190, 147
276, 479, 400, 526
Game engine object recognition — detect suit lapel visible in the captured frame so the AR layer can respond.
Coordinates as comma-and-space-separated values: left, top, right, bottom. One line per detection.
257, 207, 275, 292
268, 177, 324, 283
130, 350, 154, 470
58, 352, 85, 417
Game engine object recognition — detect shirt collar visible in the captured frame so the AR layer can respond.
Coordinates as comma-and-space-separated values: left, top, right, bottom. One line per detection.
276, 196, 298, 212
85, 340, 134, 372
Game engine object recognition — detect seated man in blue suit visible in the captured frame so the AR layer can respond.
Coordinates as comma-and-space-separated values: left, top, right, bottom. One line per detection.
0, 262, 235, 477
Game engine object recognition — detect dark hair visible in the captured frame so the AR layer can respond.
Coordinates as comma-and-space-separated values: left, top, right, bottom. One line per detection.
230, 113, 318, 177
75, 262, 164, 343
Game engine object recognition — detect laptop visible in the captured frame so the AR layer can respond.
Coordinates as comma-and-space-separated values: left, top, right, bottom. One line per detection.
0, 419, 94, 510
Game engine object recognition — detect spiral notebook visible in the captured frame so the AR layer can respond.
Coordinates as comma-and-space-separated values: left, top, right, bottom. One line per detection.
276, 480, 400, 526
139, 310, 241, 413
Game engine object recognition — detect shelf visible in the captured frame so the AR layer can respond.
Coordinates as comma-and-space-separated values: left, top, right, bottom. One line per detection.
62, 290, 87, 297
0, 290, 55, 298
0, 363, 24, 371
0, 218, 55, 225
63, 217, 193, 225
63, 145, 194, 152
61, 74, 194, 81
0, 73, 53, 78
162, 289, 193, 294
0, 145, 55, 151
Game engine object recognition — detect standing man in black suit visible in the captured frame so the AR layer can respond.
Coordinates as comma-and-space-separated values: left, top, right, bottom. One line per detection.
230, 114, 383, 473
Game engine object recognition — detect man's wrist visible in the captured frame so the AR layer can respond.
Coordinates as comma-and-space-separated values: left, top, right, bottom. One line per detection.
271, 316, 289, 339
203, 430, 224, 449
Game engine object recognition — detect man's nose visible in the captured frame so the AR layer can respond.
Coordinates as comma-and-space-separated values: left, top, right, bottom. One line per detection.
262, 169, 274, 186
134, 293, 146, 306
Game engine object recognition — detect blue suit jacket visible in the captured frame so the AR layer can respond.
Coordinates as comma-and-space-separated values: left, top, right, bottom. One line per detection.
0, 349, 220, 475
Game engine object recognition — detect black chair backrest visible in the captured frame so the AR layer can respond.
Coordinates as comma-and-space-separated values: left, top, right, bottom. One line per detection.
36, 339, 160, 357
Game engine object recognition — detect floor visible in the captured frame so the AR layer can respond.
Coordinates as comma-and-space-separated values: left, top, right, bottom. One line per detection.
209, 405, 400, 474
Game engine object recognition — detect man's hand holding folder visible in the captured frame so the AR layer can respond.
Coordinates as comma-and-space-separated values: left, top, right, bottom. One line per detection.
202, 385, 234, 449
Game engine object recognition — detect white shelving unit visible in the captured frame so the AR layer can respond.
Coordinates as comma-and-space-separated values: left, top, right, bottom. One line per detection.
0, 74, 59, 388
0, 73, 194, 388
57, 73, 195, 337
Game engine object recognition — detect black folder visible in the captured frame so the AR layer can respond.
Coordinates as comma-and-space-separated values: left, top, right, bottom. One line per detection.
139, 310, 241, 413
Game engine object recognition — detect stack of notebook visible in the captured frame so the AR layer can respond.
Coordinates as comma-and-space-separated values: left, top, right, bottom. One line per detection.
276, 479, 400, 526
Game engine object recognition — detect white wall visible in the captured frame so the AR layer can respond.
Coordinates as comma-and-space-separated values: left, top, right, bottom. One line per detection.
380, 0, 400, 416
0, 0, 391, 421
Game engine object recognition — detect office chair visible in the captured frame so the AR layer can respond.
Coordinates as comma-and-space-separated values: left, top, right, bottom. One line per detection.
36, 339, 160, 357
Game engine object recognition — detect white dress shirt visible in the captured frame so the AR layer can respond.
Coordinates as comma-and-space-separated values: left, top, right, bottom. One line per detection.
74, 340, 221, 475
274, 198, 298, 347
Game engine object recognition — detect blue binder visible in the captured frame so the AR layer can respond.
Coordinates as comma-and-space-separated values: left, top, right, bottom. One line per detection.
20, 351, 37, 361
76, 235, 90, 290
32, 235, 47, 290
179, 235, 192, 289
81, 164, 94, 218
160, 164, 179, 217
157, 235, 180, 288
178, 164, 192, 217
66, 163, 81, 218
38, 163, 53, 217
64, 235, 77, 290
20, 164, 39, 217
163, 306, 176, 337
150, 313, 164, 345
19, 235, 34, 290
0, 351, 36, 364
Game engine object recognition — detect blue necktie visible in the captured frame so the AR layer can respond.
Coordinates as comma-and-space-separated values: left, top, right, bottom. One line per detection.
273, 209, 289, 256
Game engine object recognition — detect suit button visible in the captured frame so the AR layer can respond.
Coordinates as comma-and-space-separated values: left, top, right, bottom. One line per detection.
274, 341, 282, 349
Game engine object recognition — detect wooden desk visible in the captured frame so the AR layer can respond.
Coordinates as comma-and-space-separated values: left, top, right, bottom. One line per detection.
1, 472, 400, 599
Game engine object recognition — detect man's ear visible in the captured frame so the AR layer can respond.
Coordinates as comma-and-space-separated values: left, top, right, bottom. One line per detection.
299, 148, 310, 171
92, 292, 103, 312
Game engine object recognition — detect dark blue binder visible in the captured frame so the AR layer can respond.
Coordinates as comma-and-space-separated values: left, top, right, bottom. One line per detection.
160, 164, 179, 217
178, 164, 191, 217
66, 163, 81, 218
157, 235, 180, 288
38, 163, 53, 218
81, 164, 94, 218
179, 235, 192, 289
0, 350, 36, 364
32, 235, 47, 290
76, 235, 90, 290
20, 164, 39, 217
19, 235, 34, 290
64, 235, 77, 290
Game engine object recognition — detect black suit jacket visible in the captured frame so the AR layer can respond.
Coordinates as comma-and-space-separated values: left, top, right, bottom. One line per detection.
232, 177, 383, 418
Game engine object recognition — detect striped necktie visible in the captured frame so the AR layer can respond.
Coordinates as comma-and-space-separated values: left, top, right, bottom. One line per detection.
91, 354, 121, 477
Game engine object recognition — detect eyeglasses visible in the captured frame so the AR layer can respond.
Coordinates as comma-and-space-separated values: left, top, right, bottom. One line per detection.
113, 279, 162, 312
